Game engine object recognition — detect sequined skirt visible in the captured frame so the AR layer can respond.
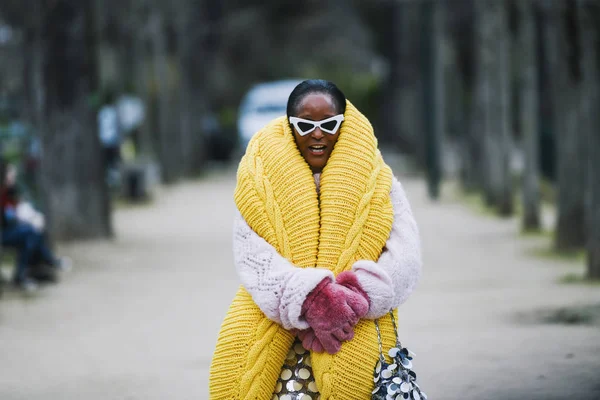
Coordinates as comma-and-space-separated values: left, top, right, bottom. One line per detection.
272, 339, 320, 400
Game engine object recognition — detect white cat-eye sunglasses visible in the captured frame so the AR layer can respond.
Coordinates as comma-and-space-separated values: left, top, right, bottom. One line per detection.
288, 114, 345, 136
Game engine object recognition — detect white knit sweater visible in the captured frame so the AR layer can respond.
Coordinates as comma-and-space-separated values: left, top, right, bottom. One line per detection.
233, 175, 422, 330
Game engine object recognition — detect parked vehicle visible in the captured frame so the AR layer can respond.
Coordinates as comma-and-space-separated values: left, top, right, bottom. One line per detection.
237, 79, 302, 150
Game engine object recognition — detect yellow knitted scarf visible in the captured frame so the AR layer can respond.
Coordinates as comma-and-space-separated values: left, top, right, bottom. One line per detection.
210, 101, 398, 400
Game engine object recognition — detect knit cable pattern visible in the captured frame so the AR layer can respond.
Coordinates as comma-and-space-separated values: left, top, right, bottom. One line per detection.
210, 101, 397, 400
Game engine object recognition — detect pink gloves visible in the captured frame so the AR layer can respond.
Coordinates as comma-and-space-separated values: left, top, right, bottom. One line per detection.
298, 271, 369, 354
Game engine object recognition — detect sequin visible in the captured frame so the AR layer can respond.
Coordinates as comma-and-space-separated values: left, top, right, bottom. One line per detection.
273, 339, 319, 399
294, 343, 306, 355
400, 382, 411, 393
287, 380, 303, 391
298, 368, 310, 379
371, 328, 427, 400
304, 354, 312, 367
280, 369, 292, 381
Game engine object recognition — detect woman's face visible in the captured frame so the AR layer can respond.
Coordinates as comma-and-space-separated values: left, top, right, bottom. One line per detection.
291, 93, 342, 173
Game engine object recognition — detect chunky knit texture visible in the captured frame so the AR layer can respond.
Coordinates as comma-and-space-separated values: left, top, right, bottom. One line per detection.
232, 208, 334, 330
232, 175, 421, 327
209, 101, 398, 400
352, 177, 422, 319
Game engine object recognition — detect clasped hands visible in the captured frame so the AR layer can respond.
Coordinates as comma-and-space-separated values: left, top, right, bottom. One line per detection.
293, 271, 369, 355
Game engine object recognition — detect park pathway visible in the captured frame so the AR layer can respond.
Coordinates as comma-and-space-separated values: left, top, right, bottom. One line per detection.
1, 165, 599, 400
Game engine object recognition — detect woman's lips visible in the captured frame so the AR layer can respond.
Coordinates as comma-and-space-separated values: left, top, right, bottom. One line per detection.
308, 144, 326, 155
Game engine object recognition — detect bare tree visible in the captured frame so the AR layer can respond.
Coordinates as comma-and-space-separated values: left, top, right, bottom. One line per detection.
576, 0, 600, 279
460, 2, 485, 193
148, 7, 181, 183
40, 0, 112, 240
175, 0, 208, 176
129, 0, 156, 160
391, 1, 423, 158
475, 0, 513, 215
421, 0, 444, 199
475, 1, 493, 201
542, 0, 586, 251
517, 0, 541, 231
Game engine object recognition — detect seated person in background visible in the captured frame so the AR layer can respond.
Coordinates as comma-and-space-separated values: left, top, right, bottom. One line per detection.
1, 165, 71, 291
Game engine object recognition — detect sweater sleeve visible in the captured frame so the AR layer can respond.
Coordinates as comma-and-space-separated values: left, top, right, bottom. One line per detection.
352, 176, 422, 319
233, 210, 334, 330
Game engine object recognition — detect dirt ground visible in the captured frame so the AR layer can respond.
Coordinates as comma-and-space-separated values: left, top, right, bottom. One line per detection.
1, 166, 599, 400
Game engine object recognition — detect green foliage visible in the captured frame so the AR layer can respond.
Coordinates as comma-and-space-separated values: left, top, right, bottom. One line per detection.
527, 246, 586, 263
538, 303, 600, 325
452, 183, 502, 217
87, 92, 103, 111
519, 227, 552, 237
539, 178, 556, 204
218, 107, 238, 130
558, 273, 600, 285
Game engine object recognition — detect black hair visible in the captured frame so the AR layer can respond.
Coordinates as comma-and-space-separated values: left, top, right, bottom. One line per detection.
286, 79, 347, 117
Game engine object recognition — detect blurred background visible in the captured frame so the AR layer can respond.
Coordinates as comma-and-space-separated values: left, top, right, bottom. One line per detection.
0, 0, 599, 399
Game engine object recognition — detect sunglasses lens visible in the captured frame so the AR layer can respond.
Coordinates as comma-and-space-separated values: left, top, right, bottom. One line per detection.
297, 121, 314, 133
320, 120, 338, 132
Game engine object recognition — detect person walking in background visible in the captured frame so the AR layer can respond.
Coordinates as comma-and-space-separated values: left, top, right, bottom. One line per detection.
210, 79, 422, 399
98, 90, 123, 188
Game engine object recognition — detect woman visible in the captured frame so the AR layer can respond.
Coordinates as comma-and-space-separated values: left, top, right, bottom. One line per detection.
210, 80, 422, 399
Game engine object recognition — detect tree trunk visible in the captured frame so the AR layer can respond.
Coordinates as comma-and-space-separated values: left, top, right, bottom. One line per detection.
421, 0, 444, 200
518, 0, 541, 231
393, 2, 423, 158
22, 0, 45, 205
479, 1, 513, 216
40, 0, 112, 240
577, 0, 600, 279
496, 0, 513, 216
176, 0, 208, 177
463, 2, 484, 193
92, 0, 129, 95
131, 0, 156, 160
542, 0, 587, 251
476, 2, 494, 205
149, 11, 181, 184
475, 1, 504, 206
22, 2, 45, 129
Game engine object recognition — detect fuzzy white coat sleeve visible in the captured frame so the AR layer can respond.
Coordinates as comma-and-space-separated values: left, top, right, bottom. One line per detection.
233, 210, 334, 330
352, 177, 422, 319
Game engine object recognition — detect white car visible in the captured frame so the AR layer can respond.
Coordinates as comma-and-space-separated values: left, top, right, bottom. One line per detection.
237, 79, 303, 149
